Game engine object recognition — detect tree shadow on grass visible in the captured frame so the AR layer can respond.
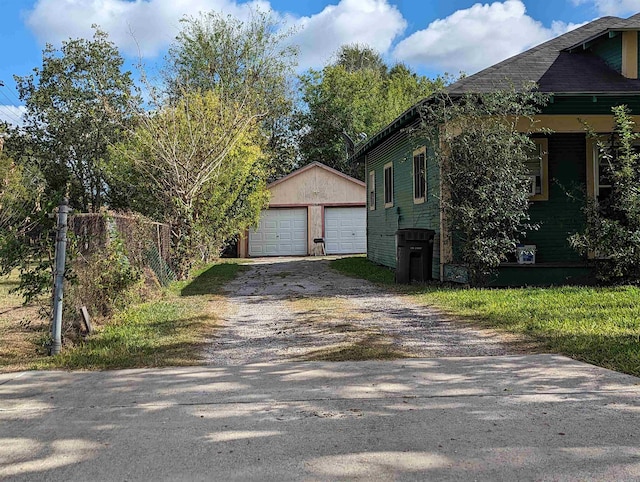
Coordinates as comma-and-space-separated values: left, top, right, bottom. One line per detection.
46, 314, 216, 370
180, 263, 247, 297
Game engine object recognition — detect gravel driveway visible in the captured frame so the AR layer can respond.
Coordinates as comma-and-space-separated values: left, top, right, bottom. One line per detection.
204, 257, 527, 365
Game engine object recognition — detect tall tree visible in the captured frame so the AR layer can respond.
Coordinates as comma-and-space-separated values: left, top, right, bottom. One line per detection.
14, 28, 137, 213
166, 10, 298, 181
111, 90, 269, 278
110, 9, 299, 276
295, 44, 444, 179
335, 43, 387, 74
1, 28, 137, 304
0, 129, 53, 302
167, 10, 297, 115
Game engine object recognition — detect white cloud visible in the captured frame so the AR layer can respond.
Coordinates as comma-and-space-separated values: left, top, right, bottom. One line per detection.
25, 0, 272, 58
25, 0, 406, 70
0, 105, 25, 127
288, 0, 406, 70
393, 0, 581, 75
572, 0, 640, 16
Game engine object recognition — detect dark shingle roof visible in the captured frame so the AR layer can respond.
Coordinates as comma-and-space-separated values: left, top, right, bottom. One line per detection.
351, 14, 640, 160
447, 14, 640, 94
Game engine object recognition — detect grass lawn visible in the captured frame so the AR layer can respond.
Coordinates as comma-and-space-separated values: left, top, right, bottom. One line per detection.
331, 257, 640, 377
0, 261, 246, 371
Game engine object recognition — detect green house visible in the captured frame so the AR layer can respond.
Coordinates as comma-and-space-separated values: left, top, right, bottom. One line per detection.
352, 13, 640, 286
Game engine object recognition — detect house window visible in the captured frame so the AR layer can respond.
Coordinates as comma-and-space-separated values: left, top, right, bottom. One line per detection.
413, 147, 426, 204
368, 170, 376, 210
594, 141, 640, 202
595, 153, 612, 202
525, 138, 549, 201
384, 162, 393, 208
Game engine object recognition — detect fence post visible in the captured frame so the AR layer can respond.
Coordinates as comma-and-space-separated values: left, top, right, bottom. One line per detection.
50, 197, 69, 356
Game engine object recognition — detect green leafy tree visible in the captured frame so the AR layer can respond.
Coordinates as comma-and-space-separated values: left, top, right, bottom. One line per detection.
296, 44, 444, 179
418, 86, 549, 285
0, 137, 39, 234
570, 105, 640, 283
14, 27, 138, 213
167, 10, 297, 116
1, 28, 137, 306
193, 138, 270, 260
335, 43, 387, 74
0, 132, 53, 302
109, 10, 298, 275
166, 10, 298, 181
111, 90, 269, 278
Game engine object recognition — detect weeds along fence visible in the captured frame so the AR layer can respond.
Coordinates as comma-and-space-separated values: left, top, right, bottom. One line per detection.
69, 212, 174, 286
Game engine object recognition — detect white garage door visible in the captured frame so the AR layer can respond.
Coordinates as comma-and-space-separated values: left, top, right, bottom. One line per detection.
324, 207, 366, 254
249, 208, 307, 256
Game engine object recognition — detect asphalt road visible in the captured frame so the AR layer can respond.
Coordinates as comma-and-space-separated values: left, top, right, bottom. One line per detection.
2, 355, 640, 481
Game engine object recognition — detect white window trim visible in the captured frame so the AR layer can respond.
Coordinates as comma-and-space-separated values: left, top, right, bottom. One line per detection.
412, 147, 426, 204
528, 138, 549, 201
384, 162, 394, 208
368, 170, 376, 210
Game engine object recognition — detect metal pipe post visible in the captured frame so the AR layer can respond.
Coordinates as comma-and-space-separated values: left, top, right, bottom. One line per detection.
50, 198, 69, 356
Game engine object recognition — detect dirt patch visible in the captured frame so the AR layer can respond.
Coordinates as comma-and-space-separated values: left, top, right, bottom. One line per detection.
204, 257, 533, 365
0, 275, 48, 371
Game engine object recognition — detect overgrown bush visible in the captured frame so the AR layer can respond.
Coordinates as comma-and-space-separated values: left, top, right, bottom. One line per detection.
417, 85, 549, 285
67, 236, 143, 319
61, 212, 171, 342
570, 105, 640, 284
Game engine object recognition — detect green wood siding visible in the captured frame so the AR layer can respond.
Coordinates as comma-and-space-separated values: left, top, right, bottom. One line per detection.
590, 35, 622, 73
543, 96, 640, 115
366, 127, 440, 278
491, 266, 593, 287
525, 133, 587, 262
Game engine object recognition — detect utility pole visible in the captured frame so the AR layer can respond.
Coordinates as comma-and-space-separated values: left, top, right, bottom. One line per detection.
50, 198, 69, 356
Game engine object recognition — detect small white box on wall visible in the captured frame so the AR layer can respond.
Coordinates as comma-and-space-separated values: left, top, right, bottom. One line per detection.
517, 244, 536, 264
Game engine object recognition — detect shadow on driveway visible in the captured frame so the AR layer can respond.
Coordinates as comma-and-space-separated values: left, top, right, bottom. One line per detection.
1, 355, 639, 481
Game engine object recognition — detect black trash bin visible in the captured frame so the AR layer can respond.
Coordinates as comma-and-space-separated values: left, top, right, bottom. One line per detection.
395, 228, 436, 284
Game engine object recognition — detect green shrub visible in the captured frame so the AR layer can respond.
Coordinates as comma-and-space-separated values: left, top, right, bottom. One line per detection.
570, 105, 640, 284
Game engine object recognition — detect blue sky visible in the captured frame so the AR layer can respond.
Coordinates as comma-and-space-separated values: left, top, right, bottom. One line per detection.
1, 0, 640, 125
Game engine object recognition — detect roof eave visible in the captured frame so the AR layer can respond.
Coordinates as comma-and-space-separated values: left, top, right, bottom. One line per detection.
267, 161, 365, 189
350, 98, 431, 160
563, 27, 640, 53
552, 91, 640, 96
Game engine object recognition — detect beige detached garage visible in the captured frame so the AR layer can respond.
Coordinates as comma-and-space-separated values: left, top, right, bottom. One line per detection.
239, 162, 366, 257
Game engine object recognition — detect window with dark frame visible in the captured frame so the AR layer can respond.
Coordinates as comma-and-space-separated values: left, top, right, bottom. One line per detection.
384, 163, 393, 207
525, 142, 543, 195
413, 148, 426, 202
596, 142, 640, 202
369, 170, 375, 210
525, 138, 548, 201
596, 154, 612, 202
